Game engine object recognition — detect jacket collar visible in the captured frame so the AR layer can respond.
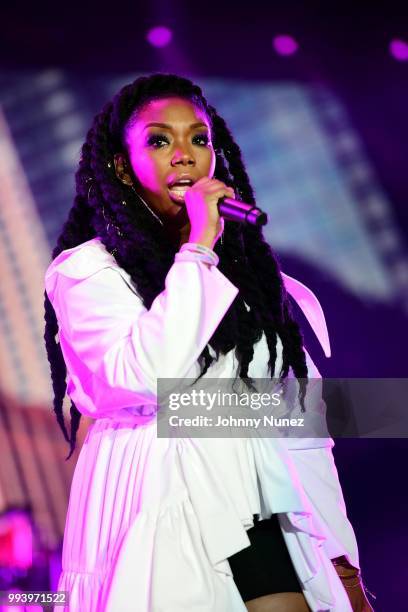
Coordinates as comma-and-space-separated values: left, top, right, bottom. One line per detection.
281, 272, 331, 358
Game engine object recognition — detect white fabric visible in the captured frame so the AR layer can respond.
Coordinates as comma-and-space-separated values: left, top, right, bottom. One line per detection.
281, 272, 331, 358
45, 237, 359, 611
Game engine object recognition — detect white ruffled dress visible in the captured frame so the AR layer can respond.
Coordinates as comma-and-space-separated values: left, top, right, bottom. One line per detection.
45, 237, 360, 611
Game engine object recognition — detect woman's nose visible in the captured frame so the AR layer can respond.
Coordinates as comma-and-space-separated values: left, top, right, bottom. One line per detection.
171, 147, 195, 165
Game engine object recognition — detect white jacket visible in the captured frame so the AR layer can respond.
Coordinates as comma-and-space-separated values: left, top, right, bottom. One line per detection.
45, 237, 359, 612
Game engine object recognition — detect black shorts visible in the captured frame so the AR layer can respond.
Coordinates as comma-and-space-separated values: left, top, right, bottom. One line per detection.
227, 513, 302, 602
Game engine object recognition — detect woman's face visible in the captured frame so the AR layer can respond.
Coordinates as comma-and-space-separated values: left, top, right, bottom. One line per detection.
122, 96, 216, 221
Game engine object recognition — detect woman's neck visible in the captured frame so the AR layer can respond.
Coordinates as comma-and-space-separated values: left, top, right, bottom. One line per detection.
164, 206, 191, 249
178, 223, 191, 246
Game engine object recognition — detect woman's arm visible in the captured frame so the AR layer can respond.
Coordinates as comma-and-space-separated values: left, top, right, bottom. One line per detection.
45, 243, 238, 418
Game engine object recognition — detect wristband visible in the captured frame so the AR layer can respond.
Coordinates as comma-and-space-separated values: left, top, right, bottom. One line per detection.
178, 242, 219, 266
175, 251, 219, 267
180, 242, 217, 256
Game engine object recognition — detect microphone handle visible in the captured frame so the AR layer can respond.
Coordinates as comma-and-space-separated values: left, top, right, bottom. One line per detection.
217, 197, 268, 226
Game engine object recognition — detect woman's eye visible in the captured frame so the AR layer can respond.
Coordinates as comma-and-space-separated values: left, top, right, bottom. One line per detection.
147, 134, 169, 148
146, 133, 210, 148
193, 133, 210, 146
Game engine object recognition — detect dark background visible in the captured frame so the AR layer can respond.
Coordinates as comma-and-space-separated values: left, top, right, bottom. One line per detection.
1, 1, 407, 608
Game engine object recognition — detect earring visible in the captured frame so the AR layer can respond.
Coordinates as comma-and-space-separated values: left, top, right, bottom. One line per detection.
131, 185, 164, 226
85, 176, 94, 202
102, 205, 123, 237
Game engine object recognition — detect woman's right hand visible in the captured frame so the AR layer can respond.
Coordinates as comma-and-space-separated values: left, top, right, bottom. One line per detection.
185, 177, 235, 249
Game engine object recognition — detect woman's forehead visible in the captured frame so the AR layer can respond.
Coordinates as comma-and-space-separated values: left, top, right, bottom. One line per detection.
133, 96, 209, 125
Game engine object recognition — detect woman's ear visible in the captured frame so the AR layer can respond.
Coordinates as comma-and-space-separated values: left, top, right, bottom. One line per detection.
113, 153, 134, 187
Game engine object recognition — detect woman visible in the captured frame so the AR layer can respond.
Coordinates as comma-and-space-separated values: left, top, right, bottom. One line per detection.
44, 73, 373, 611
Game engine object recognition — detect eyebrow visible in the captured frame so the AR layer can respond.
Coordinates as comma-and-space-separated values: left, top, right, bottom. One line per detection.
143, 122, 209, 131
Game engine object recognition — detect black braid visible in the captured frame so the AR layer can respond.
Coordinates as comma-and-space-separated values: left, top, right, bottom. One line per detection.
208, 108, 308, 405
44, 73, 309, 459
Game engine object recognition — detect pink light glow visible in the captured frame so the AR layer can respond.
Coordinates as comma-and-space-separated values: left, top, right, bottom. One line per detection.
273, 34, 299, 56
146, 26, 173, 48
390, 38, 408, 61
0, 511, 32, 569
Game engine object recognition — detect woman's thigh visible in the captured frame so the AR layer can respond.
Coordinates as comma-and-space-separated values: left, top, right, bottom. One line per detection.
244, 592, 310, 612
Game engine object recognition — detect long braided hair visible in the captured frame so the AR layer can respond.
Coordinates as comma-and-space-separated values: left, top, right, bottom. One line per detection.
43, 73, 308, 460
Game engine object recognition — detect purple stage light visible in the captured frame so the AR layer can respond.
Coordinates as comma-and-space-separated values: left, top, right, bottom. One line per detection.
273, 34, 299, 56
390, 38, 408, 61
146, 26, 173, 48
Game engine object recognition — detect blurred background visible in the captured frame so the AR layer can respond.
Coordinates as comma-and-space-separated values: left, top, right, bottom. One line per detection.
0, 1, 407, 609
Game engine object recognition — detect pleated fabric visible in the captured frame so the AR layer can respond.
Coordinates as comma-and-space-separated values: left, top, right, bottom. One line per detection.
56, 412, 353, 611
57, 416, 248, 612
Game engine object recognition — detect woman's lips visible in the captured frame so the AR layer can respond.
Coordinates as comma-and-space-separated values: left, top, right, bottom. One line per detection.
167, 185, 191, 202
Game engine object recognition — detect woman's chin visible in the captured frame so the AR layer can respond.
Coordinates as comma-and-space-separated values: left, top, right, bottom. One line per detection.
169, 198, 185, 208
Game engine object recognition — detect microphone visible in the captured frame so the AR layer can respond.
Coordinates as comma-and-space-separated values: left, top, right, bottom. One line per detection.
217, 197, 268, 226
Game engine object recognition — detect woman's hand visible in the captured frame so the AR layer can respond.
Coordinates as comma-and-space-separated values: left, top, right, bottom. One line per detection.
331, 557, 375, 611
185, 177, 235, 249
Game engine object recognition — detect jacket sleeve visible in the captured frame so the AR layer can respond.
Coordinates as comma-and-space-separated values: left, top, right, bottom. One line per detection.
286, 443, 361, 570
281, 347, 361, 570
44, 247, 239, 419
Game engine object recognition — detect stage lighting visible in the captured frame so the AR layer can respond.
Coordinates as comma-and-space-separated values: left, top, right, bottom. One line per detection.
273, 35, 299, 56
389, 38, 408, 61
146, 26, 173, 48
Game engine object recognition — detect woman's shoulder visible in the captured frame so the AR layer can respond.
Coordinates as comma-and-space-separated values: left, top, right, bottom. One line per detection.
44, 237, 127, 302
45, 237, 115, 280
